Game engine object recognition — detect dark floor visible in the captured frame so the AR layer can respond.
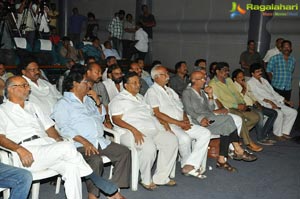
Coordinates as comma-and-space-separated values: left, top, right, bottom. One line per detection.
2, 130, 300, 199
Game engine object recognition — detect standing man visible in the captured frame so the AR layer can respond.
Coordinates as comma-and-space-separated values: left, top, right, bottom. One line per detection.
263, 38, 284, 64
239, 40, 263, 76
139, 5, 156, 64
267, 40, 295, 101
108, 10, 125, 54
144, 65, 211, 178
68, 8, 86, 47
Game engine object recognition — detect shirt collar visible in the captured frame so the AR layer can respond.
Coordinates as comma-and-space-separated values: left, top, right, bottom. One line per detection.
63, 92, 88, 104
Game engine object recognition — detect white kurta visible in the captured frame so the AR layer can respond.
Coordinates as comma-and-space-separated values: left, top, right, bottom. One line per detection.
109, 90, 178, 185
23, 76, 62, 116
103, 78, 123, 101
247, 77, 297, 136
144, 83, 211, 171
0, 101, 92, 199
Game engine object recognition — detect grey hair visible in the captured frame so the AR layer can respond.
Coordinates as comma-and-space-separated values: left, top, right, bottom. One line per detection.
150, 65, 163, 79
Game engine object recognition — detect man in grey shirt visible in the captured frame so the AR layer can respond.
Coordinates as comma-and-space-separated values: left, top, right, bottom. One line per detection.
169, 61, 189, 97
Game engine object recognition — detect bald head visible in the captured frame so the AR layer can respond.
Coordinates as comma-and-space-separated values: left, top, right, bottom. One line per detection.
190, 71, 206, 88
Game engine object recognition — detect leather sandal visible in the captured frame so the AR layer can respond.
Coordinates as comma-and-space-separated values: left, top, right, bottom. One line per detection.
139, 181, 157, 191
182, 168, 207, 179
233, 151, 257, 162
216, 161, 237, 172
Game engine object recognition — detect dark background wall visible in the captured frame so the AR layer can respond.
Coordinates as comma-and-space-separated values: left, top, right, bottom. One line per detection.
62, 0, 300, 106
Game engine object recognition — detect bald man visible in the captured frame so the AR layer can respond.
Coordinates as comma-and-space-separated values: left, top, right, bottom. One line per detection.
0, 76, 125, 199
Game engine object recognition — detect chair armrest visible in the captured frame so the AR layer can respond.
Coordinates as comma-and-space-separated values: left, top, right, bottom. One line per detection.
103, 126, 122, 144
0, 146, 19, 167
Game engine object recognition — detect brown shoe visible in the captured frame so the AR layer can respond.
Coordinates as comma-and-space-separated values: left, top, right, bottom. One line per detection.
282, 134, 292, 139
274, 135, 287, 141
247, 142, 263, 152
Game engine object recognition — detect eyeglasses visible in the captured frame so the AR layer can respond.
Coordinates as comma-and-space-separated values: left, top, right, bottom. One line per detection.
10, 83, 30, 88
158, 73, 169, 77
193, 78, 206, 81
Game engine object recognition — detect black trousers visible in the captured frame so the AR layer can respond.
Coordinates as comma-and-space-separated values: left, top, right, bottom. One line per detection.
219, 130, 239, 157
273, 87, 291, 101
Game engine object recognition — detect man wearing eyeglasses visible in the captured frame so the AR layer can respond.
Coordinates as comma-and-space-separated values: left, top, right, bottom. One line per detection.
144, 65, 211, 179
21, 58, 62, 116
0, 76, 126, 199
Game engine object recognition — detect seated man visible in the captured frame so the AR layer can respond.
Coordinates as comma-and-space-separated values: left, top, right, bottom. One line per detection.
169, 61, 189, 97
103, 40, 121, 60
208, 62, 261, 152
248, 63, 298, 140
85, 61, 112, 128
102, 56, 118, 81
103, 65, 124, 101
128, 62, 149, 95
182, 71, 256, 172
0, 76, 125, 199
60, 36, 83, 64
21, 58, 62, 116
52, 66, 130, 199
0, 78, 4, 104
0, 63, 14, 81
144, 65, 211, 178
136, 58, 153, 87
232, 69, 277, 145
109, 72, 178, 190
81, 37, 105, 62
0, 163, 32, 199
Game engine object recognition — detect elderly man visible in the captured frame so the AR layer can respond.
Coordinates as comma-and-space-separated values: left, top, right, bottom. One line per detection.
182, 71, 257, 172
144, 65, 211, 178
169, 61, 189, 97
52, 66, 130, 199
208, 62, 261, 152
128, 62, 149, 95
21, 58, 62, 116
0, 163, 32, 199
248, 63, 297, 140
109, 72, 178, 190
0, 76, 125, 199
103, 65, 124, 100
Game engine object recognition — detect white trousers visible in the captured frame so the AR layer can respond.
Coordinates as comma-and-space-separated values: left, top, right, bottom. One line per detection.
170, 124, 211, 172
120, 130, 178, 185
229, 113, 242, 136
22, 138, 92, 199
273, 105, 297, 136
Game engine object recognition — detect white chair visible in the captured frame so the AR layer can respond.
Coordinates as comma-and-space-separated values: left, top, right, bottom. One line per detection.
103, 127, 176, 191
0, 146, 61, 199
0, 188, 9, 199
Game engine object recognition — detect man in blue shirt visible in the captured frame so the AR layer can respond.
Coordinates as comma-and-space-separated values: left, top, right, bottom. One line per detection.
68, 8, 86, 47
267, 40, 296, 101
81, 37, 105, 62
52, 66, 130, 199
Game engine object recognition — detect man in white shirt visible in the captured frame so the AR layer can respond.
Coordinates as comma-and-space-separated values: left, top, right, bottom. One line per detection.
247, 63, 297, 140
21, 58, 62, 116
144, 65, 211, 178
263, 38, 284, 63
103, 65, 123, 101
103, 41, 121, 60
109, 72, 178, 190
134, 23, 148, 60
0, 76, 124, 199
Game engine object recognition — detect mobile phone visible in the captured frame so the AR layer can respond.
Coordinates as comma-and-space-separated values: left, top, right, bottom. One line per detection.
209, 120, 215, 124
